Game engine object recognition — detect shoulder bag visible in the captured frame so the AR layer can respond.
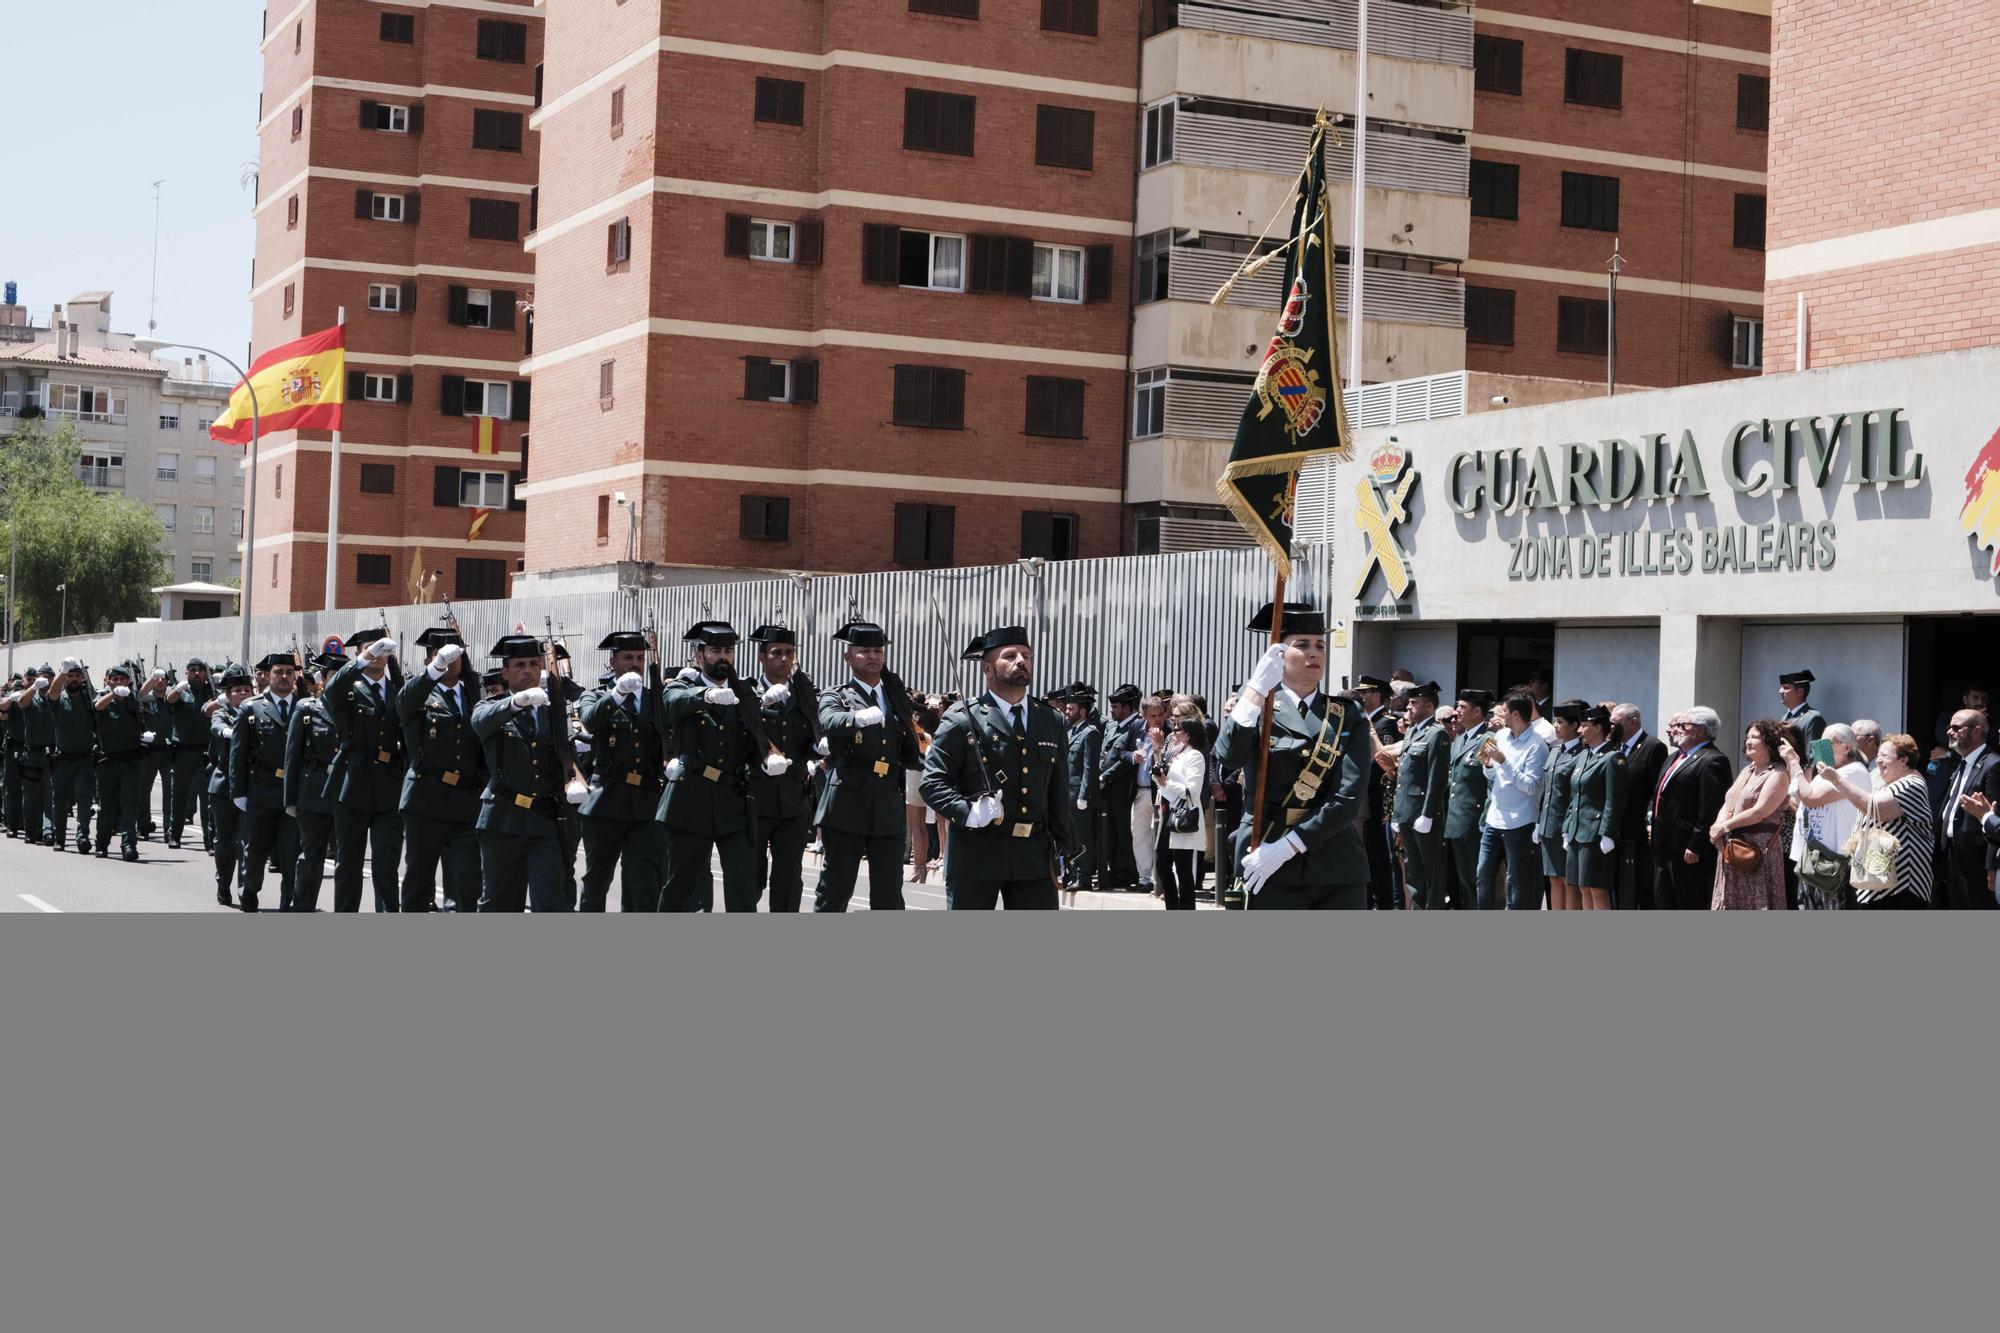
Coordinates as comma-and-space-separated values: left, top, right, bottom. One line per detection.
1845, 807, 1901, 895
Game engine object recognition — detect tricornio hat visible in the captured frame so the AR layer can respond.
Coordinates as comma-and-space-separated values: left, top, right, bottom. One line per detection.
1582, 704, 1614, 728
683, 621, 739, 647
833, 621, 889, 649
218, 662, 254, 686
106, 661, 134, 680
311, 652, 348, 674
489, 634, 545, 661
1457, 687, 1494, 708
343, 626, 390, 649
415, 626, 464, 651
597, 631, 650, 653
256, 652, 299, 672
1778, 669, 1815, 686
1246, 601, 1328, 637
748, 624, 797, 646
1355, 674, 1392, 693
1407, 680, 1441, 701
1054, 680, 1097, 704
961, 626, 1030, 661
1552, 700, 1589, 724
1108, 684, 1143, 707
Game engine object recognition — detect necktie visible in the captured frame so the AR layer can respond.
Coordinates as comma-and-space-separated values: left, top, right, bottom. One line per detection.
1011, 704, 1025, 738
1948, 757, 1974, 834
1653, 749, 1687, 823
279, 699, 291, 728
625, 694, 639, 718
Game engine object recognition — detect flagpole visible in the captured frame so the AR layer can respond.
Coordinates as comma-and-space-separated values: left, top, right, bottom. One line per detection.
1349, 0, 1368, 390
1245, 486, 1294, 864
324, 305, 346, 611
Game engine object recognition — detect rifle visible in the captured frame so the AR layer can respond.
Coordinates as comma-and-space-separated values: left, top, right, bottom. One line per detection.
544, 615, 585, 799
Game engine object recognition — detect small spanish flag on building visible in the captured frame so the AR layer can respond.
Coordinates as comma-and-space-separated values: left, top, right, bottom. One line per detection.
467, 413, 497, 541
207, 324, 346, 445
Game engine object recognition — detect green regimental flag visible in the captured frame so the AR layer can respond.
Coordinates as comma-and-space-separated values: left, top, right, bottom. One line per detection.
1213, 112, 1352, 580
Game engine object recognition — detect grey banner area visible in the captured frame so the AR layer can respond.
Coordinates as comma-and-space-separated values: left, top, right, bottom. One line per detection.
2, 921, 1994, 1333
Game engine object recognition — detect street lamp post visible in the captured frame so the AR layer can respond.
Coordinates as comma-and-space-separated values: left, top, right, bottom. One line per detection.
56, 582, 67, 639
134, 337, 258, 664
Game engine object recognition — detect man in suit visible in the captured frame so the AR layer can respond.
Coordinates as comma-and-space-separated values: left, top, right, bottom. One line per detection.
1648, 704, 1734, 910
1443, 688, 1494, 909
230, 652, 302, 912
813, 620, 921, 912
1779, 670, 1825, 744
283, 654, 346, 912
920, 625, 1074, 910
1355, 675, 1402, 910
322, 628, 408, 911
1390, 681, 1447, 909
658, 621, 772, 913
1936, 709, 2000, 910
746, 625, 819, 913
1613, 704, 1669, 910
1058, 682, 1102, 895
1095, 685, 1143, 888
575, 630, 668, 913
398, 627, 486, 912
472, 633, 583, 912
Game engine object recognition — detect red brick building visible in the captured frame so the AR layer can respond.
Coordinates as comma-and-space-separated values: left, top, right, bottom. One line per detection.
1465, 1, 1771, 388
251, 0, 540, 610
1763, 0, 2000, 371
521, 0, 1133, 574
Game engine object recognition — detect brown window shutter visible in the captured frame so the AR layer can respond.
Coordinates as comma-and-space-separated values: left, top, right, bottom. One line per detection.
929, 506, 955, 565
1025, 377, 1055, 435
1057, 379, 1085, 437
968, 235, 1002, 293
782, 80, 805, 125
892, 365, 927, 425
360, 99, 378, 129
396, 372, 414, 404
743, 357, 771, 400
1085, 245, 1112, 302
862, 223, 900, 283
1021, 510, 1053, 559
893, 504, 924, 565
1066, 109, 1094, 169
433, 465, 461, 506
439, 375, 465, 416
490, 290, 517, 331
354, 189, 372, 219
398, 281, 417, 313
724, 213, 751, 258
404, 191, 420, 223
1720, 310, 1738, 364
790, 359, 818, 405
1035, 106, 1060, 166
934, 369, 965, 429
347, 370, 367, 401
1004, 238, 1034, 297
408, 101, 424, 135
510, 381, 531, 422
447, 285, 468, 325
796, 219, 823, 266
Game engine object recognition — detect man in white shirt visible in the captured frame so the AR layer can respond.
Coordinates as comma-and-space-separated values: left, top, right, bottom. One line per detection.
1472, 692, 1548, 910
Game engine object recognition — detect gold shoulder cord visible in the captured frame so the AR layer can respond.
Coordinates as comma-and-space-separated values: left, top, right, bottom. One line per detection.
1266, 700, 1345, 837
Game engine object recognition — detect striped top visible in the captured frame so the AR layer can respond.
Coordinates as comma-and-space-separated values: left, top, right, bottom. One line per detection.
1857, 774, 1935, 905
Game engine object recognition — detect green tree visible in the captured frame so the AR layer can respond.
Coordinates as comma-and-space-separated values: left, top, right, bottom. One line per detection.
2, 421, 171, 637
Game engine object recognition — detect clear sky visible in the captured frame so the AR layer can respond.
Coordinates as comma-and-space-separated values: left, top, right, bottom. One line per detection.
5, 1, 263, 364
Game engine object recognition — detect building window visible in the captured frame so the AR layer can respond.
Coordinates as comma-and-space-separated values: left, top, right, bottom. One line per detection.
275, 464, 283, 497
229, 558, 241, 581
459, 470, 509, 508
192, 506, 216, 535
370, 193, 405, 223
362, 374, 398, 402
476, 19, 528, 63
370, 102, 409, 133
356, 553, 391, 585
456, 558, 509, 600
286, 195, 299, 228
462, 289, 496, 329
359, 464, 395, 494
1564, 48, 1623, 109
893, 503, 956, 567
282, 283, 296, 317
1734, 193, 1766, 250
1557, 297, 1610, 355
599, 360, 615, 404
1731, 315, 1764, 371
78, 452, 124, 487
740, 494, 791, 542
468, 198, 519, 241
596, 494, 611, 543
379, 12, 414, 43
1135, 231, 1170, 304
195, 455, 218, 484
910, 0, 979, 17
294, 21, 302, 53
892, 365, 966, 429
1132, 368, 1166, 438
1035, 105, 1095, 170
742, 357, 793, 403
898, 229, 965, 291
749, 219, 794, 263
1142, 100, 1175, 167
755, 77, 805, 126
1560, 171, 1620, 231
1470, 160, 1519, 220
903, 88, 976, 156
606, 217, 632, 265
191, 559, 213, 583
1032, 244, 1084, 303
472, 109, 524, 152
230, 508, 244, 536
459, 380, 511, 418
367, 283, 401, 312
158, 409, 180, 433
1464, 286, 1516, 347
1737, 75, 1769, 132
609, 87, 624, 137
1021, 510, 1079, 561
199, 418, 214, 434
1475, 34, 1523, 95
1025, 376, 1085, 438
1041, 0, 1097, 36
155, 504, 176, 532
291, 105, 304, 139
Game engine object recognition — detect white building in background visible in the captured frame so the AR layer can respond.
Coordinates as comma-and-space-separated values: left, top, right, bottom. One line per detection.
0, 291, 243, 586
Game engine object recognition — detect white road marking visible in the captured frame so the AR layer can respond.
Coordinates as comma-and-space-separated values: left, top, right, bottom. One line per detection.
19, 894, 61, 913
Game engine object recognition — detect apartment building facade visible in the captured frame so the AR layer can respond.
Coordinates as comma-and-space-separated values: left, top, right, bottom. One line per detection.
521, 0, 1135, 575
251, 0, 540, 611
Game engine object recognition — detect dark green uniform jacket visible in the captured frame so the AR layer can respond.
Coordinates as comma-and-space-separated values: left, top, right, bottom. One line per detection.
1390, 716, 1448, 826
1214, 689, 1372, 890
1536, 739, 1585, 843
206, 703, 240, 796
1563, 742, 1629, 847
283, 697, 342, 815
397, 671, 485, 822
470, 694, 575, 835
577, 678, 665, 821
231, 693, 298, 809
920, 694, 1076, 882
1444, 729, 1493, 840
52, 687, 97, 757
94, 691, 149, 757
748, 676, 817, 823
815, 678, 921, 838
656, 675, 759, 836
1067, 719, 1102, 805
323, 659, 408, 811
165, 682, 216, 749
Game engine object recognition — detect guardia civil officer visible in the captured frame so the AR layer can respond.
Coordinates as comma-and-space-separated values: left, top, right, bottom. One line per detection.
1058, 683, 1102, 896
658, 621, 777, 912
399, 628, 484, 912
161, 657, 217, 850
1389, 682, 1448, 909
1443, 687, 1494, 909
919, 626, 1074, 910
1563, 704, 1628, 912
575, 630, 667, 913
8, 667, 56, 844
91, 661, 152, 861
231, 653, 302, 912
323, 628, 408, 912
1, 676, 24, 838
1212, 603, 1372, 910
746, 624, 819, 913
47, 657, 98, 853
1779, 670, 1825, 745
814, 620, 921, 911
1356, 674, 1402, 910
472, 634, 584, 912
206, 663, 253, 906
1095, 684, 1143, 887
133, 664, 172, 842
284, 654, 346, 912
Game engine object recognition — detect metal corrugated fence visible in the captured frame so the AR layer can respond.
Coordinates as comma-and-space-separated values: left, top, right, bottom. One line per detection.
10, 546, 1335, 710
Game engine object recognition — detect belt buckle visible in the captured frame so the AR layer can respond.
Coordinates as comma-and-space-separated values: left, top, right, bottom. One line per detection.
514, 793, 535, 809
703, 765, 721, 782
441, 771, 459, 786
872, 759, 891, 776
274, 767, 286, 778
625, 771, 643, 786
1010, 822, 1034, 839
377, 749, 392, 763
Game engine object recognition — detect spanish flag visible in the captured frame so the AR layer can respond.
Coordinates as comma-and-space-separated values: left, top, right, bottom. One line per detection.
467, 415, 496, 541
207, 324, 346, 445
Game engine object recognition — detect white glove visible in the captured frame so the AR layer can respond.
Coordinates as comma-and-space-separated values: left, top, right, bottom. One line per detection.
1240, 835, 1300, 894
285, 805, 299, 818
814, 736, 830, 756
147, 669, 165, 683
806, 760, 821, 778
853, 705, 885, 728
166, 682, 187, 699
1531, 829, 1542, 845
512, 687, 548, 709
140, 731, 156, 745
676, 667, 702, 684
703, 686, 738, 707
1247, 643, 1286, 696
1076, 798, 1089, 810
31, 678, 47, 694
1599, 835, 1616, 855
572, 736, 592, 753
1390, 821, 1401, 834
615, 671, 643, 697
1413, 815, 1433, 834
367, 638, 398, 660
965, 794, 1003, 828
564, 778, 588, 805
233, 796, 248, 811
114, 685, 131, 698
761, 683, 790, 707
762, 752, 792, 777
665, 757, 684, 781
427, 644, 464, 677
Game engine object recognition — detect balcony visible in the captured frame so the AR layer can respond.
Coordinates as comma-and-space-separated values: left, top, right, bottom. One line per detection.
1172, 111, 1469, 196
1160, 246, 1464, 328
79, 465, 125, 490
1166, 0, 1475, 69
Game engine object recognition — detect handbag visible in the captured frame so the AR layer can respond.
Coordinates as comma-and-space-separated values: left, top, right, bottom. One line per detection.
1723, 822, 1775, 873
1169, 794, 1201, 834
1845, 811, 1901, 894
1797, 838, 1851, 896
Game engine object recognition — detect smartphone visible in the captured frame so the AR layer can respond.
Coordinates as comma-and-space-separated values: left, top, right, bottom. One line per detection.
1808, 738, 1836, 768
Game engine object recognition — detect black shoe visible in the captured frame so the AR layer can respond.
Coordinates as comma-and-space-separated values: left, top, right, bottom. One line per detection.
93, 847, 108, 859
75, 839, 89, 853
217, 890, 234, 907
122, 851, 139, 863
166, 839, 181, 850
239, 897, 259, 913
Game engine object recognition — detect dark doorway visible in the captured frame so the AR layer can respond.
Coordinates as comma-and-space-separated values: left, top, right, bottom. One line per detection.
1904, 616, 2000, 753
1457, 622, 1555, 700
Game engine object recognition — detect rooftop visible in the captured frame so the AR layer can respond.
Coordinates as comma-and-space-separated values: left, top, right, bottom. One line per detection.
0, 342, 168, 376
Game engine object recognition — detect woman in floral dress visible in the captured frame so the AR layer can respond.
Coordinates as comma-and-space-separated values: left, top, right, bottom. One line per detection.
1710, 719, 1791, 911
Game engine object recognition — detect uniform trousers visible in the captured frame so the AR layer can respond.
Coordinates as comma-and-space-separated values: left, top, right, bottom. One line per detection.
755, 812, 809, 912
333, 804, 404, 913
49, 754, 94, 848
1617, 843, 1655, 910
165, 749, 208, 847
17, 757, 48, 843
1446, 830, 1482, 909
94, 755, 146, 858
1129, 786, 1157, 886
478, 830, 573, 912
661, 828, 758, 913
211, 795, 243, 902
3, 753, 18, 832
136, 752, 162, 835
1401, 825, 1449, 910
814, 828, 906, 911
239, 808, 298, 912
1364, 815, 1400, 910
1065, 803, 1096, 890
291, 809, 334, 912
578, 814, 666, 913
1250, 879, 1368, 911
403, 812, 480, 912
948, 877, 1058, 910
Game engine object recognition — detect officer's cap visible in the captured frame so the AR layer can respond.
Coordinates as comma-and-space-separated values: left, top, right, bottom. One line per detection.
1457, 688, 1494, 709
1581, 704, 1614, 728
218, 662, 254, 686
833, 621, 889, 649
960, 625, 1030, 660
1055, 680, 1096, 704
35, 663, 54, 677
344, 626, 389, 648
481, 668, 506, 687
1408, 680, 1441, 701
1108, 684, 1143, 707
106, 661, 133, 679
312, 652, 348, 674
1356, 674, 1392, 694
60, 656, 83, 673
1246, 601, 1328, 637
257, 652, 299, 671
185, 656, 209, 670
1552, 699, 1589, 724
1779, 669, 1815, 686
749, 624, 797, 646
415, 627, 463, 651
683, 620, 739, 647
598, 631, 650, 653
489, 634, 545, 661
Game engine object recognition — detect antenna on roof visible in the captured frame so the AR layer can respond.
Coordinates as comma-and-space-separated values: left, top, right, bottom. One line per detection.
147, 180, 165, 336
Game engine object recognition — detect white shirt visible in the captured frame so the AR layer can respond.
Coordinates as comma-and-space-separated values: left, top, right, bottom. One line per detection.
1481, 725, 1548, 830
985, 691, 1028, 734
1946, 743, 1987, 835
851, 678, 886, 714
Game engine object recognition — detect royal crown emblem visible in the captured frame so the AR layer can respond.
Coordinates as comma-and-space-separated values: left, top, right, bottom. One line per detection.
1276, 274, 1310, 338
1253, 341, 1325, 440
279, 361, 324, 406
1369, 443, 1408, 487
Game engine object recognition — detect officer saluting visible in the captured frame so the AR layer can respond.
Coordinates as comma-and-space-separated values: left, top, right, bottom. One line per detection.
283, 654, 346, 912
7, 667, 56, 845
399, 627, 484, 912
91, 661, 151, 861
472, 633, 583, 912
48, 657, 97, 853
206, 662, 255, 907
814, 621, 921, 912
231, 652, 302, 912
161, 657, 217, 850
920, 626, 1074, 910
324, 628, 408, 912
659, 620, 778, 913
576, 630, 667, 913
1215, 602, 1373, 910
746, 625, 818, 913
